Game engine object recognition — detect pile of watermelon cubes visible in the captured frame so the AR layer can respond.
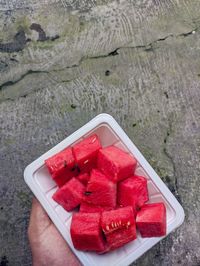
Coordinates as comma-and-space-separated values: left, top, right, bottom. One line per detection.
45, 134, 166, 253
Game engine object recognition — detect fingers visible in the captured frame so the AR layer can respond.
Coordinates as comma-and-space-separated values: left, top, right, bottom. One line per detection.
28, 197, 51, 242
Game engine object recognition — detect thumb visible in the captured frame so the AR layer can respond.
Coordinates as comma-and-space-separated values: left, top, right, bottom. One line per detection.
28, 197, 51, 241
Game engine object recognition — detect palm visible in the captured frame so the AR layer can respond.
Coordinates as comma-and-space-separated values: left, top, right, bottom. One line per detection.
28, 198, 80, 266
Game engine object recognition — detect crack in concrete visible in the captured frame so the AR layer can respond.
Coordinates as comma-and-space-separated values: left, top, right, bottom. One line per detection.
54, 37, 171, 70
2, 86, 47, 102
0, 27, 198, 101
51, 28, 198, 72
0, 70, 74, 102
163, 119, 181, 203
0, 70, 49, 91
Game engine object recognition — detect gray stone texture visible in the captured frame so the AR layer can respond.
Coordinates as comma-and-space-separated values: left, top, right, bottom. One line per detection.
0, 0, 200, 265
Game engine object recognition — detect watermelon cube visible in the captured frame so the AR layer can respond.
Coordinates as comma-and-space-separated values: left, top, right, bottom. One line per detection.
45, 147, 77, 187
73, 134, 101, 173
52, 177, 85, 211
118, 175, 148, 211
97, 146, 137, 182
76, 173, 90, 185
84, 169, 116, 208
101, 206, 137, 250
106, 225, 137, 250
79, 202, 113, 213
70, 212, 105, 252
136, 203, 166, 237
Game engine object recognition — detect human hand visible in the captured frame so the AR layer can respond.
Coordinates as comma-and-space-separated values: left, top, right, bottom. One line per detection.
28, 198, 81, 266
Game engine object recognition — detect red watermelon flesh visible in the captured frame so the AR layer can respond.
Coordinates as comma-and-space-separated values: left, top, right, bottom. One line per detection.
116, 204, 137, 218
45, 147, 77, 187
106, 224, 137, 250
97, 146, 137, 182
101, 206, 137, 250
47, 137, 167, 253
52, 177, 85, 212
79, 202, 113, 213
84, 169, 117, 208
76, 173, 90, 185
118, 175, 148, 211
73, 134, 101, 173
136, 203, 166, 237
70, 212, 105, 252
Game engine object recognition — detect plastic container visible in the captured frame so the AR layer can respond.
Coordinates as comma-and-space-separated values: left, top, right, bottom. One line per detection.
24, 113, 185, 266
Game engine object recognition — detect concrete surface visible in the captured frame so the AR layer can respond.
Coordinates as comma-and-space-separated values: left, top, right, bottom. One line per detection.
0, 0, 200, 265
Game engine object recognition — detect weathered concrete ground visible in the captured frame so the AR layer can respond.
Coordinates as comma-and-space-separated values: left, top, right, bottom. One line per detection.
0, 0, 200, 265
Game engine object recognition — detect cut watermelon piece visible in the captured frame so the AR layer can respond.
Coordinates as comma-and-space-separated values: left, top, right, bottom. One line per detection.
45, 147, 77, 187
79, 202, 113, 213
73, 134, 101, 173
70, 212, 105, 252
84, 169, 116, 208
118, 175, 148, 211
136, 203, 166, 237
76, 173, 90, 186
106, 225, 137, 250
52, 178, 85, 211
97, 146, 137, 182
116, 204, 137, 217
101, 206, 137, 250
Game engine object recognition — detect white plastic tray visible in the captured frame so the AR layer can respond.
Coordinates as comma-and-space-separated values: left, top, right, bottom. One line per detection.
24, 113, 185, 266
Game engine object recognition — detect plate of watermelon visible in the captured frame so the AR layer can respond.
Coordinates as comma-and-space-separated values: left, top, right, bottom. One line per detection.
24, 113, 184, 266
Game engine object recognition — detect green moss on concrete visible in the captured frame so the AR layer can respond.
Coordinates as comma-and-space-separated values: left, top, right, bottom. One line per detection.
4, 138, 15, 146
17, 191, 31, 208
30, 40, 58, 49
16, 16, 31, 34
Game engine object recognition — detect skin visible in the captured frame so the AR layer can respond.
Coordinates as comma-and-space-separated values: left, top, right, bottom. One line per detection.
28, 198, 81, 266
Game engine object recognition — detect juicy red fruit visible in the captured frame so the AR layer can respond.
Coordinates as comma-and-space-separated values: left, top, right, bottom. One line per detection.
46, 133, 167, 254
97, 146, 137, 182
53, 177, 85, 212
79, 202, 113, 213
76, 173, 90, 186
84, 169, 116, 208
136, 203, 166, 237
118, 175, 148, 212
73, 134, 101, 173
101, 206, 137, 250
45, 147, 77, 187
70, 212, 105, 252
